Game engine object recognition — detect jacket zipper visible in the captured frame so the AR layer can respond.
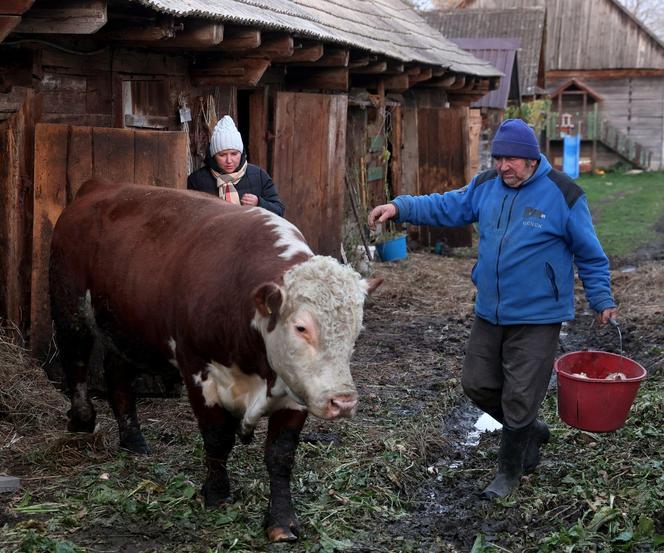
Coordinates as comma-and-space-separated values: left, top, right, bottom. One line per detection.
495, 190, 520, 324
496, 195, 508, 228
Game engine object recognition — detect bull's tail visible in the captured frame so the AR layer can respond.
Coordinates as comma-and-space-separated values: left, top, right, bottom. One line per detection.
49, 245, 97, 433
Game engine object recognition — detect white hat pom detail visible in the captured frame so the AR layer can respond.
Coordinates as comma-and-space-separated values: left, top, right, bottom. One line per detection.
210, 115, 244, 156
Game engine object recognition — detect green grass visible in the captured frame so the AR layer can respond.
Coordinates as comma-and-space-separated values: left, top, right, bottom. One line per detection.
577, 171, 664, 258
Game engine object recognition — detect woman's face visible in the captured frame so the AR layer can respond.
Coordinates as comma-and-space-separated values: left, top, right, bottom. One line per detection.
214, 149, 242, 173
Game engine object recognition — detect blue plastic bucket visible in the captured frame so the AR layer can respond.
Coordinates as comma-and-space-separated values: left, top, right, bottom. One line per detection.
376, 235, 407, 261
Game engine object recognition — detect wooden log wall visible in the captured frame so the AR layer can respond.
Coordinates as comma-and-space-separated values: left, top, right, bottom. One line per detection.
0, 88, 40, 334
548, 74, 664, 169
37, 47, 189, 129
29, 123, 189, 357
272, 92, 348, 257
463, 0, 664, 70
417, 104, 472, 247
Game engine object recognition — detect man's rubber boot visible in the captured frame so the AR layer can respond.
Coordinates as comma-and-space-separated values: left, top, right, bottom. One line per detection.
481, 425, 531, 499
524, 420, 550, 474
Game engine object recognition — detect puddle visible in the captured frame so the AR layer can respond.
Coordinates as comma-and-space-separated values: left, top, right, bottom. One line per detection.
618, 266, 636, 273
440, 401, 502, 470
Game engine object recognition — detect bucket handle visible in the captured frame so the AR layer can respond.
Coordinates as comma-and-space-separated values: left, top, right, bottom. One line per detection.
590, 317, 623, 356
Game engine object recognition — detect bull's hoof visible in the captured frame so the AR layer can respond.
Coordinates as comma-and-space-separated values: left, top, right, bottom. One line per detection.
238, 428, 254, 445
66, 413, 95, 433
119, 435, 151, 455
265, 511, 300, 543
266, 525, 299, 543
202, 484, 231, 508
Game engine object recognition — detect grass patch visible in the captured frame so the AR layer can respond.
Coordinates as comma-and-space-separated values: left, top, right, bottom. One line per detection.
577, 171, 664, 257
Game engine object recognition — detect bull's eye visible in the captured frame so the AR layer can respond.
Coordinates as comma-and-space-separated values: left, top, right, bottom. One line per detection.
295, 325, 307, 333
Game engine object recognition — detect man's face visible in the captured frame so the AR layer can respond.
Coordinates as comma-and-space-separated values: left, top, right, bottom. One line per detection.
494, 157, 537, 187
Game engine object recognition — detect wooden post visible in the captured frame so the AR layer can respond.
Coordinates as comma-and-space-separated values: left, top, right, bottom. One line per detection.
248, 87, 269, 170
592, 102, 598, 172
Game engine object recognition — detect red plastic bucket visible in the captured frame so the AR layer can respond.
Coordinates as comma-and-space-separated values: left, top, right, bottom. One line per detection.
555, 351, 647, 432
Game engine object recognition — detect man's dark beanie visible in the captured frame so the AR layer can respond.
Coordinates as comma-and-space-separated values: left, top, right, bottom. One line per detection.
491, 119, 540, 160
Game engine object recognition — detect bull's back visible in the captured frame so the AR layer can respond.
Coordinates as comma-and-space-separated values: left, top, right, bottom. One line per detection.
50, 180, 305, 353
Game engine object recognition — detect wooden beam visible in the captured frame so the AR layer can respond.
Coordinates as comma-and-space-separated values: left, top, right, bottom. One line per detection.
348, 57, 371, 69
247, 34, 294, 59
351, 61, 387, 74
273, 41, 323, 63
216, 26, 261, 51
383, 74, 410, 92
0, 15, 21, 41
162, 19, 223, 47
385, 61, 405, 74
408, 67, 433, 86
419, 74, 457, 88
93, 20, 175, 42
448, 92, 486, 105
0, 0, 35, 15
191, 58, 270, 87
448, 76, 467, 90
292, 47, 349, 67
431, 67, 447, 77
16, 0, 107, 34
286, 67, 348, 91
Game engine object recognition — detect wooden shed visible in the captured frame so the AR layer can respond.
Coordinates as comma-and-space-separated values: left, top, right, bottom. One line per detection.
0, 0, 501, 361
455, 0, 664, 170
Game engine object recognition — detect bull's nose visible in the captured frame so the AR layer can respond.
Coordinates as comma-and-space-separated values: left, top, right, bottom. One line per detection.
327, 394, 358, 418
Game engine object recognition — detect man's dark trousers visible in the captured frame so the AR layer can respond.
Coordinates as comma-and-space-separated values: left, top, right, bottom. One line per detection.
461, 316, 562, 429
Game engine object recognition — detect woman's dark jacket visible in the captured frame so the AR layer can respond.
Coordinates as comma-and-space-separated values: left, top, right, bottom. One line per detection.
187, 153, 285, 216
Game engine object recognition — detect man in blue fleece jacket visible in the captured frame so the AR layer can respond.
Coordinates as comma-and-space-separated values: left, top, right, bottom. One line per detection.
368, 119, 618, 499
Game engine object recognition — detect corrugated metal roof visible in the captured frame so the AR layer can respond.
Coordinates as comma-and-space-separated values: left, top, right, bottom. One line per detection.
424, 8, 545, 94
132, 0, 502, 77
450, 38, 519, 109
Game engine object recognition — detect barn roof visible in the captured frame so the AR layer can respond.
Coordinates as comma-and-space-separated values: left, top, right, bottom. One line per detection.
132, 0, 502, 77
449, 38, 520, 109
423, 7, 545, 95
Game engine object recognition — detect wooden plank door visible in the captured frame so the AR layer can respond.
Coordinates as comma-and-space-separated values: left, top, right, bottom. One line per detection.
417, 106, 472, 248
272, 92, 348, 256
30, 123, 188, 356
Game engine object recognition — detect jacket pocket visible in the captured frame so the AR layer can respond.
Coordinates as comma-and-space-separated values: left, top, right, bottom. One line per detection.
545, 262, 559, 302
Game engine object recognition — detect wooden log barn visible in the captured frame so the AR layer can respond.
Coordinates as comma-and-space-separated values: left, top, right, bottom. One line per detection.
0, 0, 501, 370
451, 0, 664, 171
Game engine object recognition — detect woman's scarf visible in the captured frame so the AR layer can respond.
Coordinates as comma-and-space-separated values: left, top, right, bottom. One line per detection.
209, 160, 248, 205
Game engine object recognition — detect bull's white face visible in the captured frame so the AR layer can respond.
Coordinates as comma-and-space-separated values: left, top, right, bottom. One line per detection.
254, 256, 368, 420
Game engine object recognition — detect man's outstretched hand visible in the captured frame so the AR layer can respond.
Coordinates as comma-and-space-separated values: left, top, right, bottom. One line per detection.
368, 203, 397, 229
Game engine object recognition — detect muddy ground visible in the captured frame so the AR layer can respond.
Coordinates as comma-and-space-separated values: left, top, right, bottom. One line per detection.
1, 246, 663, 552
353, 249, 664, 552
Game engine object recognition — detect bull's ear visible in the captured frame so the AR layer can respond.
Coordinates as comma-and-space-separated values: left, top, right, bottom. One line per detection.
253, 282, 284, 332
364, 277, 383, 296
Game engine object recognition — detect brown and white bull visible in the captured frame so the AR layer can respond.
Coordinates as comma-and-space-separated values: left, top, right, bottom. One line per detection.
49, 179, 380, 542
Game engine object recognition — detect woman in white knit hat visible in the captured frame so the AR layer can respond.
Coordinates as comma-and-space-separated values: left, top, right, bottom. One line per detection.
187, 115, 284, 216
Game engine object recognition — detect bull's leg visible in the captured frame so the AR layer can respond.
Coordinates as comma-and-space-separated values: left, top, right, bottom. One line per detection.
51, 289, 96, 434
103, 349, 149, 454
199, 409, 240, 507
181, 369, 240, 507
264, 409, 308, 543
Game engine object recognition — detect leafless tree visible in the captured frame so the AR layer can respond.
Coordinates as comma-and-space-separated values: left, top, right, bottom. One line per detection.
402, 0, 459, 11
617, 0, 664, 39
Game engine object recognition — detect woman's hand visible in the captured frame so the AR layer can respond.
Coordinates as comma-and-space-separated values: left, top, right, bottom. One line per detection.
241, 193, 259, 207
